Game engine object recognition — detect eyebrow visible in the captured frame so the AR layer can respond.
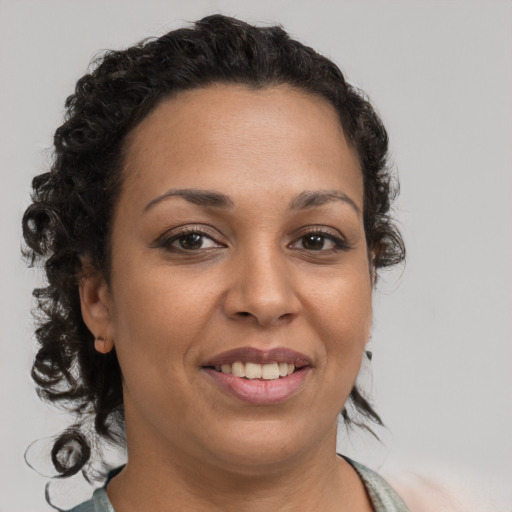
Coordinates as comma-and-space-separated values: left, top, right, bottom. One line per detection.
144, 188, 234, 211
289, 190, 361, 215
144, 187, 360, 215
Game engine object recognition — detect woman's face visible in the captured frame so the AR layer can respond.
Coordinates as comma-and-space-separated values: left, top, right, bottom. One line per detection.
87, 84, 372, 470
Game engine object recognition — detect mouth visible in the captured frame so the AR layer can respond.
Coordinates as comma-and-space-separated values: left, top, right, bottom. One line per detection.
203, 361, 301, 380
201, 347, 312, 405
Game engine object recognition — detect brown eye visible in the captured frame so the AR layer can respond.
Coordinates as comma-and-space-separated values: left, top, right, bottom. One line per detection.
301, 234, 327, 250
177, 233, 205, 250
289, 229, 351, 253
154, 228, 224, 253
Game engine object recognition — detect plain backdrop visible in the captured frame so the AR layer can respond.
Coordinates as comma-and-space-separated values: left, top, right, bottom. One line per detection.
1, 1, 511, 510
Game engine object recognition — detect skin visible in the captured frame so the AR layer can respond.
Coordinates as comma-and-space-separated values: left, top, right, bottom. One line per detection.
80, 84, 374, 511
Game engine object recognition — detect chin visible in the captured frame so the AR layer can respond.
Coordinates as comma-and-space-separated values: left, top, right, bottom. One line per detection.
200, 416, 335, 474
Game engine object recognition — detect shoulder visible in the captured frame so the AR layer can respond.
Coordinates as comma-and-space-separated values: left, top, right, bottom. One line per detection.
67, 466, 122, 511
66, 488, 113, 512
343, 456, 411, 512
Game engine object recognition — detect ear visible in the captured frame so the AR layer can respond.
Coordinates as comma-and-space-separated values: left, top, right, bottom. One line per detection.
78, 261, 115, 354
368, 250, 378, 287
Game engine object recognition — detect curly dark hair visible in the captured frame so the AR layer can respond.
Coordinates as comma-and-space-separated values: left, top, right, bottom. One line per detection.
22, 14, 405, 479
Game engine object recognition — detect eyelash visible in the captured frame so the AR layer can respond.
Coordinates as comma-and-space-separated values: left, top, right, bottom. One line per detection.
153, 226, 224, 252
290, 228, 352, 252
152, 226, 351, 254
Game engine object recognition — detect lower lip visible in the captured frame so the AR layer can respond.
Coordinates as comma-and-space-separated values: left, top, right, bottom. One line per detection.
202, 367, 311, 405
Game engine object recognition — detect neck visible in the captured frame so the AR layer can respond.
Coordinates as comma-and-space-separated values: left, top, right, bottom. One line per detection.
107, 421, 371, 512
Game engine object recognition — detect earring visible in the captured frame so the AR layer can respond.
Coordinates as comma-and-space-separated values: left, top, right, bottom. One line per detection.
365, 350, 373, 361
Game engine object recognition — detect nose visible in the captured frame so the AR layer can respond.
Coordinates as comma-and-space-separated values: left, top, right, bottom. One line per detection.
223, 246, 301, 327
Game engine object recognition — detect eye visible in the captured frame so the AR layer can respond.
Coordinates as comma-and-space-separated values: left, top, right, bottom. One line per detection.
152, 227, 225, 253
172, 232, 218, 251
299, 233, 333, 251
290, 229, 350, 252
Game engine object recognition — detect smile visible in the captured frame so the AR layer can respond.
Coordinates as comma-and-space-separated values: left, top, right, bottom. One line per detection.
210, 361, 297, 380
201, 347, 312, 404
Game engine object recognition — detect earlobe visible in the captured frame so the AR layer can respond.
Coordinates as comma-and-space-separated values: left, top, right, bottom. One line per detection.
78, 263, 115, 353
94, 336, 113, 354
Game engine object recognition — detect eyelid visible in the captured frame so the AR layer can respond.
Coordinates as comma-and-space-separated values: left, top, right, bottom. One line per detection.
288, 226, 352, 251
151, 224, 226, 249
150, 223, 351, 253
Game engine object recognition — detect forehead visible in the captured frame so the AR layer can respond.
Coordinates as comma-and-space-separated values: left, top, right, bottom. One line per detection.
120, 84, 363, 209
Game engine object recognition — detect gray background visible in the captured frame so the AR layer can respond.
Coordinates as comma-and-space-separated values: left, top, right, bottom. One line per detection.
1, 0, 511, 510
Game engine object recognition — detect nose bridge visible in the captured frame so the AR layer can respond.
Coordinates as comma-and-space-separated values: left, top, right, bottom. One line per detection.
224, 237, 300, 325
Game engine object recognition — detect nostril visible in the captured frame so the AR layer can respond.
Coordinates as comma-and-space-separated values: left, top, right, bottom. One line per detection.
238, 312, 251, 317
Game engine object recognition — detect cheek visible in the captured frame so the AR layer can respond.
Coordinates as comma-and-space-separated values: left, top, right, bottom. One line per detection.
108, 272, 209, 417
307, 269, 372, 380
324, 301, 371, 412
109, 265, 222, 367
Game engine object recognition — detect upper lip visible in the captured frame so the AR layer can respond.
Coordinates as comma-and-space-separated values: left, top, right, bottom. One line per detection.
202, 347, 312, 368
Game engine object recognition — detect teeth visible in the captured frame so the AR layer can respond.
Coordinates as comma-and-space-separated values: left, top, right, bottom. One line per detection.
245, 362, 262, 379
216, 361, 297, 379
262, 362, 280, 380
232, 361, 245, 377
220, 364, 231, 374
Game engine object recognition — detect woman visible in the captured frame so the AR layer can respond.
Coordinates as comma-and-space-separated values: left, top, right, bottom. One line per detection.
23, 14, 407, 512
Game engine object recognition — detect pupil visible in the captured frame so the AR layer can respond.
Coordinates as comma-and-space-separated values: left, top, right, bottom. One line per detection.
180, 233, 202, 250
303, 234, 324, 250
